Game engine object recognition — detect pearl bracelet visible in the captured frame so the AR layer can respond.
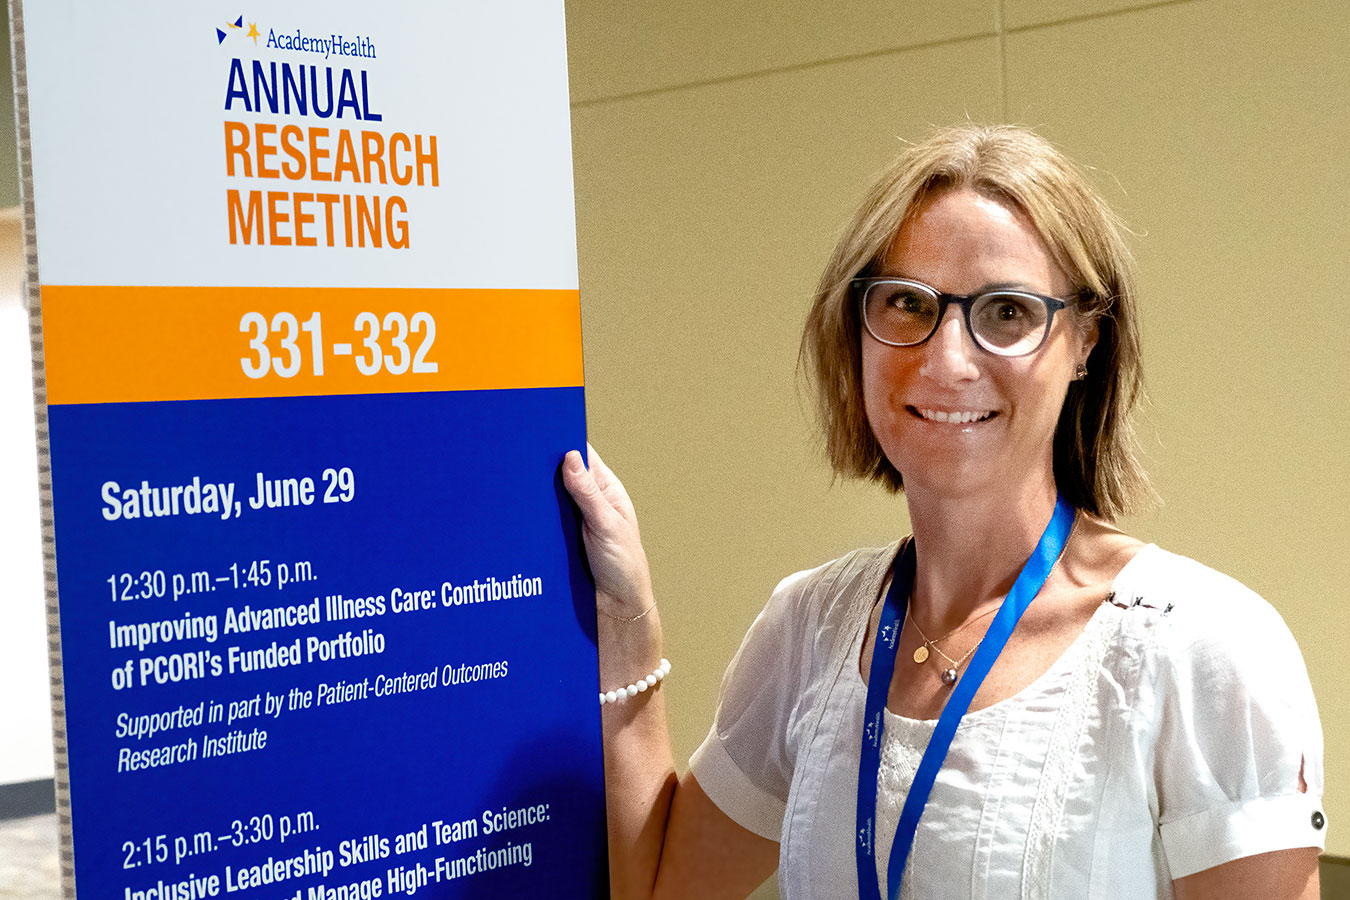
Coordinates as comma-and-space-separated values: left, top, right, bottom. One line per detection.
599, 658, 670, 706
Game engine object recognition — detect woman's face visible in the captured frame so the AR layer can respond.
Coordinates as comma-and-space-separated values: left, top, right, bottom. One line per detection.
861, 188, 1095, 502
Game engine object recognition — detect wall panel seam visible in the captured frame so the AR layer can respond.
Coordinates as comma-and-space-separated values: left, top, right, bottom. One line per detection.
571, 30, 1000, 109
1005, 0, 1205, 35
997, 0, 1009, 120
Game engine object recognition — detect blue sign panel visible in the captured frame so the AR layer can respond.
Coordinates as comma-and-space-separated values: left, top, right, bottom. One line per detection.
47, 389, 605, 898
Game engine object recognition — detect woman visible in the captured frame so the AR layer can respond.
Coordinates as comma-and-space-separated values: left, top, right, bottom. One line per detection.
562, 125, 1325, 900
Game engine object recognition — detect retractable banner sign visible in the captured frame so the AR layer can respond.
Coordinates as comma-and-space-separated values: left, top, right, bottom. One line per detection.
16, 2, 606, 897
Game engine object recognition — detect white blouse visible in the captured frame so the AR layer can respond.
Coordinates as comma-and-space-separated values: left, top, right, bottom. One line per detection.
689, 543, 1326, 899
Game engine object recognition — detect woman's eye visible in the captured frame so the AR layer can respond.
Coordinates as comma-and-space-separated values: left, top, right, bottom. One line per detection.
980, 295, 1037, 322
884, 290, 931, 314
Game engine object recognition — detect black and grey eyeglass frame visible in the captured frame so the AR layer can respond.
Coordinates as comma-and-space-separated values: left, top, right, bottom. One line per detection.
852, 276, 1072, 358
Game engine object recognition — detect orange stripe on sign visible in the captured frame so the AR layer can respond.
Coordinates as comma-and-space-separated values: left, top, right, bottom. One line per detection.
41, 285, 583, 405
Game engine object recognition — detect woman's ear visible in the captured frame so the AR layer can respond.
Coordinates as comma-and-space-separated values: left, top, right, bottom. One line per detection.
1076, 314, 1100, 371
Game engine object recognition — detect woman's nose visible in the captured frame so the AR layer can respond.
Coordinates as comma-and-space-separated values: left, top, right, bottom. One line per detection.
918, 308, 980, 384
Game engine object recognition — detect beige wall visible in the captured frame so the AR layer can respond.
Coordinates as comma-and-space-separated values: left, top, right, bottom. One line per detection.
566, 0, 1349, 889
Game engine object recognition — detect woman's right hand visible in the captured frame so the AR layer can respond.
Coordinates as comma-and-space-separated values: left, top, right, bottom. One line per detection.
564, 446, 780, 900
562, 445, 655, 617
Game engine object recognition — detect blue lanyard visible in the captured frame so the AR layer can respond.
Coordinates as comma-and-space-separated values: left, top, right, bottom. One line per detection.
855, 494, 1075, 900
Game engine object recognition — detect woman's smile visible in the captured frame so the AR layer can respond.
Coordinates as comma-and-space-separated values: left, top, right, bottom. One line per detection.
907, 406, 998, 425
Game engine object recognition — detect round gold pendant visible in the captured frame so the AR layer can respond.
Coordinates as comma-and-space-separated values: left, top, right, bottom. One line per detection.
912, 645, 930, 664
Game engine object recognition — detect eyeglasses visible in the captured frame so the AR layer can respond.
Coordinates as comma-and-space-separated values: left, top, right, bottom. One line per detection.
854, 277, 1072, 358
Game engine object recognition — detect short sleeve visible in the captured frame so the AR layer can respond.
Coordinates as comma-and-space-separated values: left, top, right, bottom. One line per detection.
689, 552, 868, 841
1151, 565, 1326, 878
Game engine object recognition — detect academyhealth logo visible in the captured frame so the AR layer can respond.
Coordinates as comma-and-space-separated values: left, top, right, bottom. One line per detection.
216, 11, 377, 60
216, 15, 261, 46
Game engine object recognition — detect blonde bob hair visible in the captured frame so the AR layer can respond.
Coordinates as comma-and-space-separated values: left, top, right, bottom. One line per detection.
802, 124, 1152, 520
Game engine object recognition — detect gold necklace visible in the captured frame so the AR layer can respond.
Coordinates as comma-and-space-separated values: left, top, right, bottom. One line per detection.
907, 606, 997, 685
906, 511, 1081, 685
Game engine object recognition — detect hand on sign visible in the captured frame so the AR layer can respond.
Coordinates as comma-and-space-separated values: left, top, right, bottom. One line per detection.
562, 445, 655, 618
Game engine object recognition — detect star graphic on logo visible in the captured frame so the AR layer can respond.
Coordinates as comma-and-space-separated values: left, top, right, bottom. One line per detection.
216, 15, 244, 45
247, 22, 259, 44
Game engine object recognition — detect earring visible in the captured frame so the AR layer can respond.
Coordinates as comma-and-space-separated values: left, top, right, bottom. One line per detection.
1074, 362, 1088, 381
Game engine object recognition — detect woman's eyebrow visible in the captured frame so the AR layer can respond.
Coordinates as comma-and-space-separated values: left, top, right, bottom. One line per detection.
870, 275, 1038, 294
